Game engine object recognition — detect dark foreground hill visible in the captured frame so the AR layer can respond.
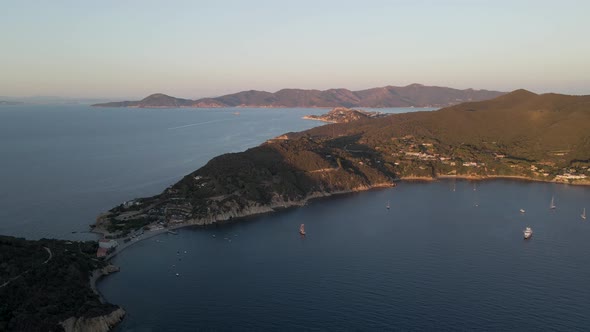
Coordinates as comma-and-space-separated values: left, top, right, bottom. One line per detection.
0, 236, 124, 331
92, 84, 505, 108
96, 90, 590, 236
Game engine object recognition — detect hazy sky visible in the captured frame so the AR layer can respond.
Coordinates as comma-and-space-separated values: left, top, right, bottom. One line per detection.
1, 0, 589, 99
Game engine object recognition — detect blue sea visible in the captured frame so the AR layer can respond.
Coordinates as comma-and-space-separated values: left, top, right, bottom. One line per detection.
2, 105, 590, 331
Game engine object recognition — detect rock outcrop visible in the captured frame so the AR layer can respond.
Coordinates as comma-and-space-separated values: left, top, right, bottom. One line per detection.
60, 308, 125, 332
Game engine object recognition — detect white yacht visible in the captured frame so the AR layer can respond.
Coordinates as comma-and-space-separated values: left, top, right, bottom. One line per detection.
520, 209, 526, 213
523, 227, 533, 239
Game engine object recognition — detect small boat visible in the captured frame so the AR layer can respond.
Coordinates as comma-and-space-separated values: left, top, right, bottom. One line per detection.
386, 201, 390, 210
523, 227, 533, 239
299, 223, 306, 235
520, 209, 526, 213
176, 273, 180, 277
167, 230, 178, 235
550, 196, 556, 210
233, 111, 240, 115
582, 208, 586, 220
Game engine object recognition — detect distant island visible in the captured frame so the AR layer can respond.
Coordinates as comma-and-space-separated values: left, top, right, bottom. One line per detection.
0, 100, 23, 106
95, 89, 590, 239
303, 107, 388, 123
91, 84, 505, 108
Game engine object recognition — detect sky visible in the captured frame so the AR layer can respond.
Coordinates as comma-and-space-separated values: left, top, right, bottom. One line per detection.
1, 0, 589, 99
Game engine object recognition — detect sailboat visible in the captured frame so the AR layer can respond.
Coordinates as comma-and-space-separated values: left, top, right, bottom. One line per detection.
550, 196, 556, 210
582, 208, 586, 220
299, 224, 306, 235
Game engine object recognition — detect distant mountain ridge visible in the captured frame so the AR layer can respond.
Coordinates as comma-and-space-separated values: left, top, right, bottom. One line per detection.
92, 84, 506, 108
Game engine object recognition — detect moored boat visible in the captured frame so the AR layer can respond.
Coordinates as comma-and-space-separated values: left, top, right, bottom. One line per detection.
523, 227, 533, 239
299, 223, 306, 235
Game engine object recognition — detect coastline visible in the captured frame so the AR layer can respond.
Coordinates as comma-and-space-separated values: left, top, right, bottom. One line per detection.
93, 182, 395, 261
94, 173, 590, 265
91, 173, 589, 329
90, 182, 395, 315
301, 116, 337, 123
435, 174, 590, 186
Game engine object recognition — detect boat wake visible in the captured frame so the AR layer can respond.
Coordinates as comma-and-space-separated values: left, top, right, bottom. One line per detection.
167, 118, 235, 130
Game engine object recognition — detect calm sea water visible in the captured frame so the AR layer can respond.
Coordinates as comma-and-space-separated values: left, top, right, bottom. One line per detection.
2, 105, 589, 330
99, 180, 590, 331
0, 105, 331, 239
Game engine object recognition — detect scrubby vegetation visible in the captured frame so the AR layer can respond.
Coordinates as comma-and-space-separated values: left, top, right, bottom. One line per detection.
0, 236, 117, 331
102, 90, 590, 231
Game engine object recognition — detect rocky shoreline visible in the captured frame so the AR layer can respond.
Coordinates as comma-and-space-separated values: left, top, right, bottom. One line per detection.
60, 308, 125, 332
64, 265, 125, 332
90, 173, 589, 331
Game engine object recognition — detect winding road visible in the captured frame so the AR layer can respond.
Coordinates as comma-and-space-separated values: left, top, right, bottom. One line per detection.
0, 246, 52, 289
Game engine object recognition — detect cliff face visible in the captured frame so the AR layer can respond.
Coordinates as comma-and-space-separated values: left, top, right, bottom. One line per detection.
60, 308, 125, 332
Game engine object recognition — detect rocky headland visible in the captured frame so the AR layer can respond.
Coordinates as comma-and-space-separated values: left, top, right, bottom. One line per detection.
60, 308, 125, 332
303, 107, 387, 123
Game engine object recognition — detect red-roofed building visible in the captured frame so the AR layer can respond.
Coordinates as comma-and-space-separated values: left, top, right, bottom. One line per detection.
96, 247, 108, 258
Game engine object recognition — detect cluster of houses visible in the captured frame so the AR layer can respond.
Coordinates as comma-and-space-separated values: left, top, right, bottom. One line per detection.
166, 202, 192, 224
555, 173, 588, 181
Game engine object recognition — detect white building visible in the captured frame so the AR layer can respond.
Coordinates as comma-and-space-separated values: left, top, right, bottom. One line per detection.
98, 239, 119, 249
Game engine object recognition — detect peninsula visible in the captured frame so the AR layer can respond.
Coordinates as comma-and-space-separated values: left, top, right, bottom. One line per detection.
95, 89, 590, 238
303, 107, 387, 123
92, 84, 505, 109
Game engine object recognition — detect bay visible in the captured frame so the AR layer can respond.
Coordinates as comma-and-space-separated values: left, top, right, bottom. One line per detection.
4, 105, 589, 330
100, 179, 590, 331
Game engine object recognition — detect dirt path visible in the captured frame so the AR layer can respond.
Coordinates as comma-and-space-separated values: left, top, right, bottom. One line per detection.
42, 246, 52, 264
0, 246, 53, 289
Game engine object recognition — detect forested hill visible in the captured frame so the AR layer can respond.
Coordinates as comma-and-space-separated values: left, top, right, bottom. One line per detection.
0, 236, 121, 331
295, 89, 590, 161
92, 84, 505, 108
99, 90, 590, 236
